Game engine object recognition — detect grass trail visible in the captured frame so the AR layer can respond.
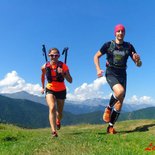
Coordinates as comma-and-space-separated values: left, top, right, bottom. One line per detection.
0, 119, 155, 155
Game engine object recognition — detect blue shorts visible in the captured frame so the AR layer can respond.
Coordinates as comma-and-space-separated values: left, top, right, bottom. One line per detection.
45, 88, 66, 99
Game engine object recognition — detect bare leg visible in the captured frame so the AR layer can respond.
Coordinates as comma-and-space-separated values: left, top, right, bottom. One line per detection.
46, 94, 57, 132
56, 99, 65, 121
113, 83, 125, 111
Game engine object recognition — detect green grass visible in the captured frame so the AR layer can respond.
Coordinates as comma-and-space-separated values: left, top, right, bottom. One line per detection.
0, 119, 155, 155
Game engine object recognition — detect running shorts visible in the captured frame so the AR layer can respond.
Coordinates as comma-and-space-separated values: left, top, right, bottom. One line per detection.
45, 88, 66, 99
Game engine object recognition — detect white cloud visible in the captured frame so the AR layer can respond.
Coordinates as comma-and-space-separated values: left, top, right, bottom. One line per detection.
128, 95, 138, 103
126, 95, 155, 104
67, 76, 107, 101
0, 71, 107, 99
1, 71, 154, 105
0, 71, 42, 96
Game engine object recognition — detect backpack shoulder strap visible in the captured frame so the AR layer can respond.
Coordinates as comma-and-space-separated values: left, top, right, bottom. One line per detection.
108, 40, 116, 52
57, 61, 63, 68
56, 61, 64, 82
45, 61, 51, 68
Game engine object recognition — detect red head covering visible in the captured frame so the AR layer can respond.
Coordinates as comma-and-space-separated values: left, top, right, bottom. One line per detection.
114, 24, 125, 35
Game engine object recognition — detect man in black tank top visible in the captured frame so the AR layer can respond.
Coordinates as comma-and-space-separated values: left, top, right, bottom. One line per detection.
94, 24, 142, 134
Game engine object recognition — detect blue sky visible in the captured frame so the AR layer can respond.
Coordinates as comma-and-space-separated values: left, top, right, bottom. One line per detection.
0, 0, 155, 104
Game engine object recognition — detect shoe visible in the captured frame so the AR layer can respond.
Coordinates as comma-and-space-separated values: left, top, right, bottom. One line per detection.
56, 119, 61, 130
52, 131, 58, 138
103, 107, 111, 123
107, 126, 117, 134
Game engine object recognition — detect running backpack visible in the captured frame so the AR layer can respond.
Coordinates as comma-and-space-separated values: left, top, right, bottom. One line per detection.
106, 40, 132, 68
45, 61, 64, 83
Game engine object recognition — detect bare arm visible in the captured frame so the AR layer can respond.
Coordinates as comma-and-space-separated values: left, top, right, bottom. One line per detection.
94, 51, 104, 77
63, 70, 72, 83
41, 65, 46, 94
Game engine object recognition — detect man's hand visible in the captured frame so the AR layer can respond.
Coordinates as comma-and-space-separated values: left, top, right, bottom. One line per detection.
132, 52, 142, 67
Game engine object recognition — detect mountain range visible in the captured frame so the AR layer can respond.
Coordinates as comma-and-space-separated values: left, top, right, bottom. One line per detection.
0, 91, 155, 128
2, 91, 155, 114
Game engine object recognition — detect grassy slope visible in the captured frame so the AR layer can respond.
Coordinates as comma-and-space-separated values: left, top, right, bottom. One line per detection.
0, 120, 155, 155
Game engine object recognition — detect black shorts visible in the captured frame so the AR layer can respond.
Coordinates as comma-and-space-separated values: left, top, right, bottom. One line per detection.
105, 67, 127, 94
45, 88, 66, 99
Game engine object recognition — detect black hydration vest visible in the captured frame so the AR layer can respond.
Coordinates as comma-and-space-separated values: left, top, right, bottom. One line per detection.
106, 40, 131, 69
45, 61, 64, 83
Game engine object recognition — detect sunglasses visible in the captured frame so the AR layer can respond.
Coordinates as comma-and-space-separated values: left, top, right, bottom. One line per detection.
49, 54, 59, 58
